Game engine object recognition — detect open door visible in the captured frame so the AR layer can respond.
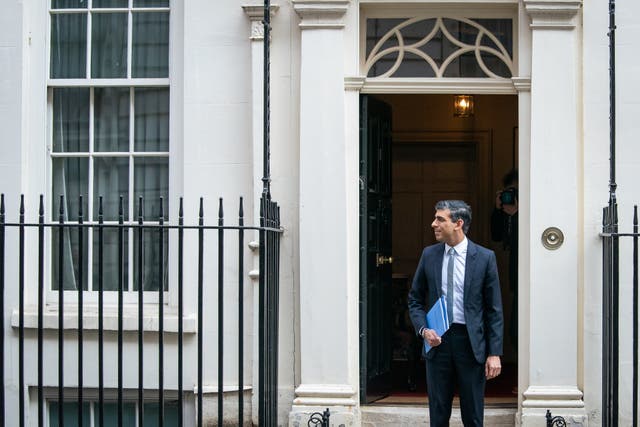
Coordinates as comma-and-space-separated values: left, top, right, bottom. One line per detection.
359, 95, 393, 403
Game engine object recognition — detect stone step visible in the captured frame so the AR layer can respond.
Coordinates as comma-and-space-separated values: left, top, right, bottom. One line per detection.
361, 405, 517, 426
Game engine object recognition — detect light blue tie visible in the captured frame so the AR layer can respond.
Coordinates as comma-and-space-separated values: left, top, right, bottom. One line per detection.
447, 247, 455, 324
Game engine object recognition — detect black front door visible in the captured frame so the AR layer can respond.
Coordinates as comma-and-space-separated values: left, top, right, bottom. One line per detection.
359, 95, 393, 403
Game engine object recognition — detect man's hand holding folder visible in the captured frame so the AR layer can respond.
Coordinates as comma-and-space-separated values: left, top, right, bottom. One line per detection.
423, 296, 450, 352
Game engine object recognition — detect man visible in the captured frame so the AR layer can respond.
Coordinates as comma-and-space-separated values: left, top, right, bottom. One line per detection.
408, 200, 503, 427
491, 169, 518, 357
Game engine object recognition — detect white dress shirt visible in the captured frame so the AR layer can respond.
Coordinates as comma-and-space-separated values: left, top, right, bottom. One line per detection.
442, 237, 468, 324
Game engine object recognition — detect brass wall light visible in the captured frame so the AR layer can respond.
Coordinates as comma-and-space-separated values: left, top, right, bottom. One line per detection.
453, 95, 474, 118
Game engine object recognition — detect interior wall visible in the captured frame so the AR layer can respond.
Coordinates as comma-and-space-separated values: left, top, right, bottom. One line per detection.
376, 93, 519, 362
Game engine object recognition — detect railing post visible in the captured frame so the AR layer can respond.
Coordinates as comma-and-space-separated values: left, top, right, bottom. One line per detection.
57, 195, 64, 427
197, 198, 204, 427
178, 197, 184, 427
634, 205, 638, 427
37, 196, 44, 427
137, 197, 144, 427
238, 197, 245, 426
78, 195, 84, 427
0, 194, 5, 427
258, 196, 266, 424
117, 196, 124, 426
158, 197, 165, 427
218, 198, 224, 425
98, 197, 105, 427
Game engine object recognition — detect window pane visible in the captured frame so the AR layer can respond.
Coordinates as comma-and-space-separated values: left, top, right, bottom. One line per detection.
95, 87, 130, 152
93, 228, 129, 291
53, 88, 90, 152
365, 17, 513, 78
52, 226, 89, 291
143, 401, 178, 426
134, 157, 168, 220
92, 12, 128, 78
98, 402, 137, 426
134, 0, 169, 7
133, 229, 168, 291
52, 157, 89, 220
134, 88, 169, 152
49, 401, 91, 427
50, 13, 87, 78
132, 12, 169, 78
93, 0, 128, 7
94, 157, 129, 221
52, 0, 88, 8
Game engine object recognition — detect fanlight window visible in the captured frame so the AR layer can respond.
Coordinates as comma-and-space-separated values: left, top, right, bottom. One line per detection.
365, 17, 514, 79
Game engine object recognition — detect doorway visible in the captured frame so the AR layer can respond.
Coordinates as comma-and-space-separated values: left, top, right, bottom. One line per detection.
359, 93, 519, 405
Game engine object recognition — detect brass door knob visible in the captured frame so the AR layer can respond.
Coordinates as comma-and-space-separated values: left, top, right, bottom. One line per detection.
376, 254, 393, 267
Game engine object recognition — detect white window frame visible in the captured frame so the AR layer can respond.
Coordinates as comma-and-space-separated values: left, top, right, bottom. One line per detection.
358, 4, 520, 95
45, 0, 175, 305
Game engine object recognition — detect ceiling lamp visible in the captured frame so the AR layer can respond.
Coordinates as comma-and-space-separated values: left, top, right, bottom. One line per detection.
453, 95, 474, 118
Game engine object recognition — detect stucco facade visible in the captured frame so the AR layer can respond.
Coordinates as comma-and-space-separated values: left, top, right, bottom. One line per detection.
1, 0, 639, 425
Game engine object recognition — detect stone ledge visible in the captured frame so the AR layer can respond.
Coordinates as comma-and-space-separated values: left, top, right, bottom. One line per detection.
361, 405, 516, 426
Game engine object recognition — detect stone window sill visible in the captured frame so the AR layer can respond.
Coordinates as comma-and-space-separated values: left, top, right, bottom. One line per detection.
11, 305, 197, 333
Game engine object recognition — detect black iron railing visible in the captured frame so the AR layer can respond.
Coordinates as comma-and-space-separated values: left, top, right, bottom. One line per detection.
0, 193, 282, 427
546, 410, 567, 427
602, 204, 638, 427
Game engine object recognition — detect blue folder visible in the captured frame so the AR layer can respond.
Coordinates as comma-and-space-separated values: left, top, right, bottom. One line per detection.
423, 295, 450, 353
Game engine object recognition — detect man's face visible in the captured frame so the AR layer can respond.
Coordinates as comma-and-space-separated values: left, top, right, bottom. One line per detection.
431, 209, 462, 244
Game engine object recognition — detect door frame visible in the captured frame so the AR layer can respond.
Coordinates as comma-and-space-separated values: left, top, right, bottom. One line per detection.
340, 0, 533, 417
348, 87, 530, 408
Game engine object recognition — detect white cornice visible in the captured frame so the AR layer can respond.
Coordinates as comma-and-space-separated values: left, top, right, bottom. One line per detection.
522, 386, 584, 408
293, 383, 356, 406
524, 0, 582, 30
292, 0, 350, 29
512, 76, 532, 92
344, 76, 366, 91
359, 77, 517, 95
242, 4, 280, 40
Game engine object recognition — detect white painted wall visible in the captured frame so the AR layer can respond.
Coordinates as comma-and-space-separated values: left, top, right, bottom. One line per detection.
583, 0, 640, 425
0, 1, 25, 425
1, 0, 301, 425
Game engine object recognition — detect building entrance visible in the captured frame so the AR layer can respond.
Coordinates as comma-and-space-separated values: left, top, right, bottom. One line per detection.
360, 93, 519, 406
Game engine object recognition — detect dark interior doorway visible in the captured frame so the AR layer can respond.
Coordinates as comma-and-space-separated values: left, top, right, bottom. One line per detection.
359, 93, 519, 405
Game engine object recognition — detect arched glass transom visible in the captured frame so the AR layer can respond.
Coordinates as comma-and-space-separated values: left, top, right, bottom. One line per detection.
364, 17, 514, 79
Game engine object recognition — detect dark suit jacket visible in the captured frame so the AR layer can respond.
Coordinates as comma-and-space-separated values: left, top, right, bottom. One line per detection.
408, 239, 504, 364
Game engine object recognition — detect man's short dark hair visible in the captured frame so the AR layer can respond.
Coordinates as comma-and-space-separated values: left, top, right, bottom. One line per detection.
435, 200, 472, 234
502, 168, 518, 188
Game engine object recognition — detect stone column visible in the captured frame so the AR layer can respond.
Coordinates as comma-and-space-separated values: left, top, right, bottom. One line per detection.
288, 1, 358, 426
520, 1, 586, 425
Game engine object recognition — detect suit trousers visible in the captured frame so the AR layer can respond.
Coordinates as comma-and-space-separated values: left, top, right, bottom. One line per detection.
426, 323, 486, 427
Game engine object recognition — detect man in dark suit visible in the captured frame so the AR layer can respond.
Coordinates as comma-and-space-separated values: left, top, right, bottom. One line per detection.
408, 200, 503, 427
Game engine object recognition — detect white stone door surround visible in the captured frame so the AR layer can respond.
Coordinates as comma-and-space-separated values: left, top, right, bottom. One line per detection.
289, 0, 587, 426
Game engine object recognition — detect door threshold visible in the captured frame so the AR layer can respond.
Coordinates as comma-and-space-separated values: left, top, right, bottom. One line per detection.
361, 404, 518, 426
368, 395, 517, 407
